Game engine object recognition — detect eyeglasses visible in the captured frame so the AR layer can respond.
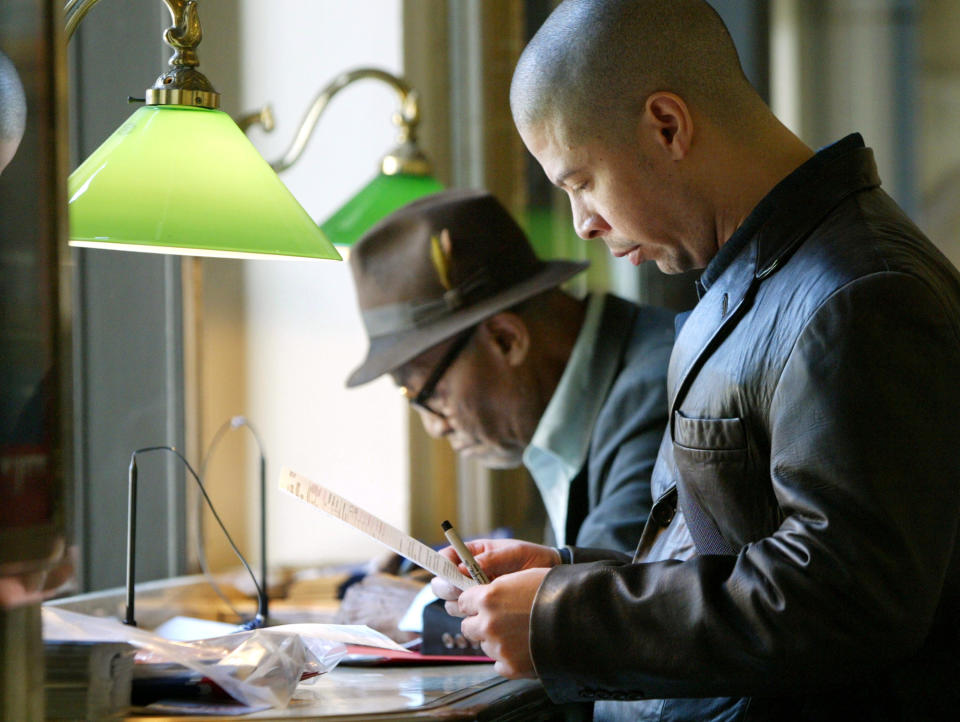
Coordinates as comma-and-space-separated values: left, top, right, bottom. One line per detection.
400, 326, 476, 419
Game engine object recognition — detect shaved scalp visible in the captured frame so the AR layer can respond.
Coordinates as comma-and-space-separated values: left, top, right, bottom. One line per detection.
511, 0, 762, 143
0, 51, 26, 174
0, 51, 26, 144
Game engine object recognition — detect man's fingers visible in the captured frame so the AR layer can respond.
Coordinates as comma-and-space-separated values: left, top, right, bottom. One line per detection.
445, 599, 465, 617
471, 551, 519, 578
469, 543, 556, 577
455, 586, 481, 616
438, 543, 486, 580
438, 545, 461, 563
430, 575, 461, 601
467, 627, 521, 679
459, 608, 483, 641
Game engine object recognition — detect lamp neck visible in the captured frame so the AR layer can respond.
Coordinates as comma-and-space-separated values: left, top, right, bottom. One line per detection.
381, 140, 432, 177
268, 68, 431, 175
380, 88, 431, 176
145, 0, 220, 109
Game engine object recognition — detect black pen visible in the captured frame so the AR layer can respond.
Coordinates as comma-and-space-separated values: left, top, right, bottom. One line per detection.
441, 520, 489, 584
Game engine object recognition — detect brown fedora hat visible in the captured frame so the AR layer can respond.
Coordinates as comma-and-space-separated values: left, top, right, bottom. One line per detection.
346, 189, 588, 387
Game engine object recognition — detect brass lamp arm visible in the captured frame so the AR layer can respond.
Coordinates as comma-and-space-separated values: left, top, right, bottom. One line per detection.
269, 67, 421, 174
64, 0, 102, 40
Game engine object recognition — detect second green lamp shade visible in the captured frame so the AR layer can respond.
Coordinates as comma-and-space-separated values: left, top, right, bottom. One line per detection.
68, 105, 342, 261
320, 171, 444, 247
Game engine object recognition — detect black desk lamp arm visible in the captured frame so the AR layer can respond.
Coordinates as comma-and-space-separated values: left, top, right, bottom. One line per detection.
123, 445, 266, 630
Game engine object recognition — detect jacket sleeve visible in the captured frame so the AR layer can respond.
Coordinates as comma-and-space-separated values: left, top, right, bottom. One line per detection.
574, 315, 673, 552
530, 273, 960, 702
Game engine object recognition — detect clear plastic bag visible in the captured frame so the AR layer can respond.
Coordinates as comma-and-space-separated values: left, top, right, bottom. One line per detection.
43, 606, 347, 708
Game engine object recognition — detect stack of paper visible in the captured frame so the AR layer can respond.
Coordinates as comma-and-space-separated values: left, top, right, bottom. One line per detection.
44, 640, 134, 720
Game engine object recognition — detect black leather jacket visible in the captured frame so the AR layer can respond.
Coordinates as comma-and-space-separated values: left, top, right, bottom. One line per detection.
531, 135, 960, 720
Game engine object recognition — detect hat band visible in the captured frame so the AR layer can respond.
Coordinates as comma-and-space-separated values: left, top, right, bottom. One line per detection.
362, 271, 491, 338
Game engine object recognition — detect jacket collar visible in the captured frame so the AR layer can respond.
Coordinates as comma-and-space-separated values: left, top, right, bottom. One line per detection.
753, 134, 880, 279
697, 134, 881, 294
668, 134, 882, 421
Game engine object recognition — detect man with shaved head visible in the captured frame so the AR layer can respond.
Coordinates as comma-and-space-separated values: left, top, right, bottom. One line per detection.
432, 1, 960, 719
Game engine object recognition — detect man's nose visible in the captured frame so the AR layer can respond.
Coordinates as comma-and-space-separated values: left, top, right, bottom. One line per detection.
572, 202, 610, 240
417, 407, 452, 438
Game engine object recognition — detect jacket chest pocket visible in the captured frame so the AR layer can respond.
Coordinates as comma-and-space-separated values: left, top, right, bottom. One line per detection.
673, 412, 745, 454
672, 411, 771, 549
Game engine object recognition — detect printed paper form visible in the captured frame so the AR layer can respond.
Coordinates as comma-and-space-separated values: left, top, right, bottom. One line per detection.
279, 467, 477, 591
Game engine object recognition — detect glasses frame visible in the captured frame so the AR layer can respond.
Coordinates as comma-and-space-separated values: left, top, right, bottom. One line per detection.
404, 326, 477, 419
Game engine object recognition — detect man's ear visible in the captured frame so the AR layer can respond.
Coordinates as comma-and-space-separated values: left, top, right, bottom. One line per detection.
641, 91, 693, 160
482, 312, 529, 367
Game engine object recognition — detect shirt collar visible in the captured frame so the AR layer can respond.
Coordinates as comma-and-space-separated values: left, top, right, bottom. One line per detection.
523, 293, 621, 543
524, 293, 609, 474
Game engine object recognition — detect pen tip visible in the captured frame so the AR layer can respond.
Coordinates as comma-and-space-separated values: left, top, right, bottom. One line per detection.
441, 520, 452, 531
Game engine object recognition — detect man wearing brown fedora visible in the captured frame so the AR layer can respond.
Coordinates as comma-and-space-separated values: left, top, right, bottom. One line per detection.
346, 188, 676, 552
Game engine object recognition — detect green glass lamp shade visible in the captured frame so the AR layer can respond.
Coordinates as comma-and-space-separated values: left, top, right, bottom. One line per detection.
68, 105, 341, 261
320, 171, 444, 247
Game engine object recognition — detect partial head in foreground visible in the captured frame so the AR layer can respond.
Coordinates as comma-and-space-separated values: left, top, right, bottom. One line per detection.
511, 0, 810, 273
0, 51, 27, 175
347, 189, 588, 467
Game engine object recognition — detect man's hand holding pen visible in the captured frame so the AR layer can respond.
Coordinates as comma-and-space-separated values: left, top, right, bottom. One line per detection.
431, 538, 561, 678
